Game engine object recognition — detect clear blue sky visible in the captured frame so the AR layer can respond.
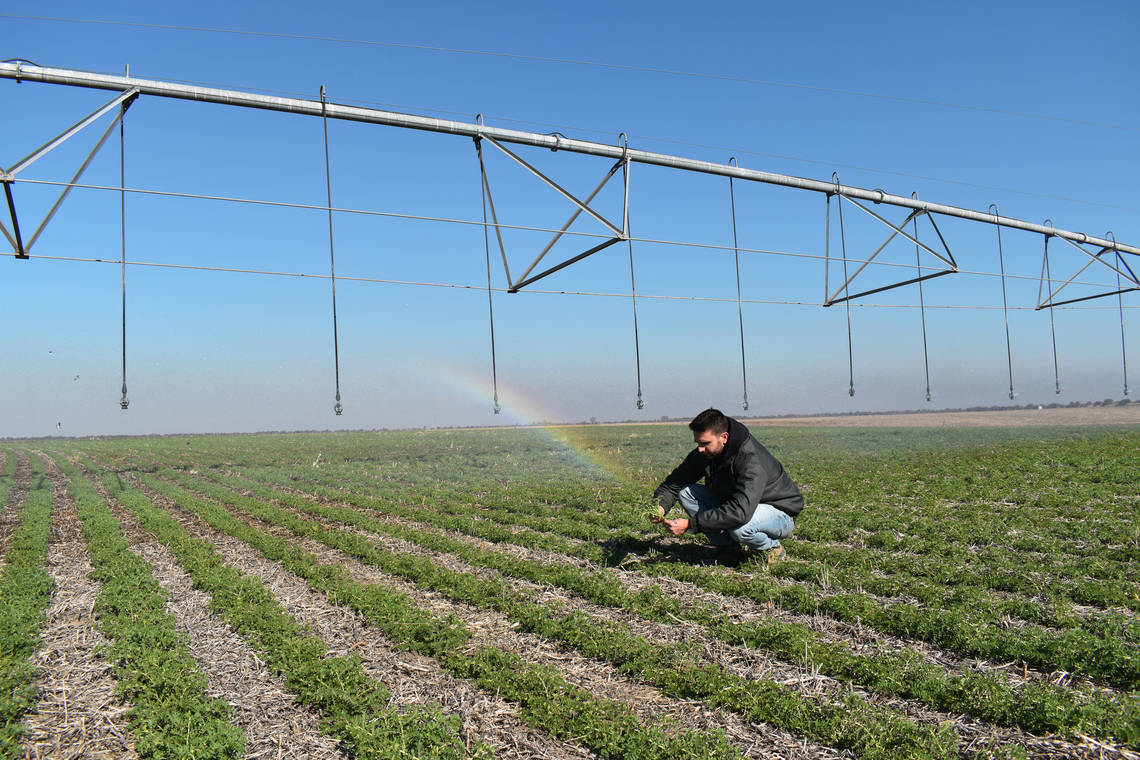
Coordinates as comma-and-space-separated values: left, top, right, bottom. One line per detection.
2, 1, 1137, 437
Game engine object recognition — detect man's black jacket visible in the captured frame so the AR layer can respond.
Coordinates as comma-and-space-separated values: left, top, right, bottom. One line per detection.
653, 417, 803, 532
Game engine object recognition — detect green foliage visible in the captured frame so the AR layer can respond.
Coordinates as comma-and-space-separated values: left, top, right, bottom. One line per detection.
87, 464, 482, 760
143, 468, 954, 759
29, 423, 1140, 756
175, 444, 1140, 745
122, 465, 744, 760
55, 457, 246, 760
0, 467, 54, 757
170, 464, 1138, 742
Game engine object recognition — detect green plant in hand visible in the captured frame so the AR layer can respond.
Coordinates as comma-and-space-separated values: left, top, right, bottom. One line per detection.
644, 503, 666, 524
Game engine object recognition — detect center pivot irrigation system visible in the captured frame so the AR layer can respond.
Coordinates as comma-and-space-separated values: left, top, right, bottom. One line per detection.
2, 61, 1137, 416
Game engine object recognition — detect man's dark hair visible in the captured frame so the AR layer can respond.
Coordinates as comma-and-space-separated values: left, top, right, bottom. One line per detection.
689, 408, 729, 435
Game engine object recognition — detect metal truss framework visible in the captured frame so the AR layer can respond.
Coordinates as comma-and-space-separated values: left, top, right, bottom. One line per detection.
2, 61, 1137, 409
823, 187, 958, 307
2, 61, 1137, 304
474, 131, 631, 293
1037, 233, 1139, 309
1, 85, 138, 257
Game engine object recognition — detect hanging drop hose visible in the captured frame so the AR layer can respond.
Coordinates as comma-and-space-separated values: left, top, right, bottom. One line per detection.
622, 145, 644, 410
1108, 233, 1130, 397
627, 240, 644, 410
990, 204, 1015, 400
119, 99, 129, 410
473, 128, 501, 414
728, 158, 749, 411
321, 86, 343, 416
911, 193, 932, 402
834, 174, 855, 397
1042, 221, 1061, 394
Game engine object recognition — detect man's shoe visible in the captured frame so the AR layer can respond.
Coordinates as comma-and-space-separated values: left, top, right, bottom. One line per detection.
714, 545, 747, 567
766, 545, 787, 566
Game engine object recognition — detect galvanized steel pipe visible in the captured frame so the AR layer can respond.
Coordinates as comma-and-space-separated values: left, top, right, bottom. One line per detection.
2, 61, 1137, 256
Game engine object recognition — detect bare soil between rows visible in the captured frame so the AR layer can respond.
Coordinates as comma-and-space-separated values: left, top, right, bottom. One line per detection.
157, 467, 1115, 759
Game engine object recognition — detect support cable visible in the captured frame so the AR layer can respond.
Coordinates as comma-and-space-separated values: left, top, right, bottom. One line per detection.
474, 121, 501, 414
834, 174, 855, 397
991, 204, 1015, 400
321, 86, 343, 416
621, 136, 644, 410
5, 246, 1133, 313
1042, 221, 1061, 394
728, 157, 749, 411
912, 192, 932, 401
472, 134, 513, 286
118, 92, 129, 410
1108, 233, 1130, 397
5, 176, 1131, 291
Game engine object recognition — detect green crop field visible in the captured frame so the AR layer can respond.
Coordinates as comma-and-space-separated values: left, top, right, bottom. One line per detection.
1, 422, 1137, 759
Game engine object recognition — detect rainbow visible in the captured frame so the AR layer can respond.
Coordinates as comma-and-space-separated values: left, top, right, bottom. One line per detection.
421, 360, 629, 480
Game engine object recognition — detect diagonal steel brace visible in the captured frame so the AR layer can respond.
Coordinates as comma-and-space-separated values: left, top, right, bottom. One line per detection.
0, 183, 22, 253
510, 236, 623, 292
2, 87, 139, 258
1037, 236, 1140, 309
474, 136, 513, 285
476, 134, 630, 292
510, 157, 626, 291
483, 135, 625, 238
825, 193, 958, 306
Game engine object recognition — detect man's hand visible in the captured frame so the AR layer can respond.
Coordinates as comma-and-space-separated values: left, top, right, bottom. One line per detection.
663, 517, 689, 536
648, 505, 666, 524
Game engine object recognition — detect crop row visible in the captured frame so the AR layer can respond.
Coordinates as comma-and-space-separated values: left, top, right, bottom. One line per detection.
215, 427, 1137, 552
233, 446, 1135, 612
0, 449, 12, 507
780, 437, 1139, 560
275, 457, 1138, 627
84, 457, 749, 760
46, 427, 1140, 757
63, 456, 490, 760
86, 429, 1140, 576
130, 463, 970, 760
52, 456, 247, 759
207, 459, 1124, 647
223, 461, 1140, 692
164, 464, 1140, 748
500, 487, 1136, 608
0, 455, 54, 757
796, 500, 1137, 574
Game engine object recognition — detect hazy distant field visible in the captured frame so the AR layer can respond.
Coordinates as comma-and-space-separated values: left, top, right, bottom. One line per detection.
2, 422, 1137, 759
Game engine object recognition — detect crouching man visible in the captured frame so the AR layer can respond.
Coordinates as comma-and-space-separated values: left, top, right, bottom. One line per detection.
652, 408, 804, 566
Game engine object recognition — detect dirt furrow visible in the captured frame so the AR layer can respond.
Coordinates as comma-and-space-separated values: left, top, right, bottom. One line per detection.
18, 453, 138, 760
241, 476, 1083, 692
95, 465, 599, 760
54, 457, 347, 760
121, 468, 855, 760
222, 478, 1117, 759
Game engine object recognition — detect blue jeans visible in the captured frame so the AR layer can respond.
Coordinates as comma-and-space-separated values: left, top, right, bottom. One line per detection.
677, 483, 794, 551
